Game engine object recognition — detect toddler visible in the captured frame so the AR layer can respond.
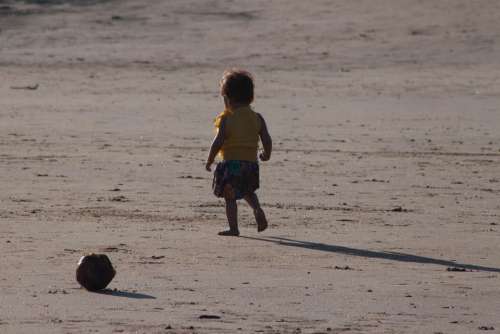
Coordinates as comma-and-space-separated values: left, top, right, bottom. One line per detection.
205, 69, 272, 236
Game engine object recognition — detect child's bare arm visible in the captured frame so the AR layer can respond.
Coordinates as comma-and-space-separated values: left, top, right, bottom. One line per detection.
205, 118, 226, 171
258, 114, 272, 161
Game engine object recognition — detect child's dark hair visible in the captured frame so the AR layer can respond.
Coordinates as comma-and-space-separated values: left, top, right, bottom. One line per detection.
220, 69, 254, 105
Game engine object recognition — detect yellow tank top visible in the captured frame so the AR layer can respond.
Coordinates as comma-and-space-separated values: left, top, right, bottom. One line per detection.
214, 106, 261, 162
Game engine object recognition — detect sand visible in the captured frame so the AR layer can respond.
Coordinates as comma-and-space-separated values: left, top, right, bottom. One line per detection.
1, 0, 500, 333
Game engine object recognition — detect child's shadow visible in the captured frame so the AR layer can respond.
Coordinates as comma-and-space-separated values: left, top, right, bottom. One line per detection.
97, 289, 156, 299
241, 236, 500, 273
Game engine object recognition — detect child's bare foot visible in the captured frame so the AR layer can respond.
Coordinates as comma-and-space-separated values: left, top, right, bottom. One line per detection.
255, 209, 268, 232
218, 230, 240, 236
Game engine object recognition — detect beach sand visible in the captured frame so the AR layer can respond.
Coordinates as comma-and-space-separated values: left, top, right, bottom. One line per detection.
1, 0, 500, 333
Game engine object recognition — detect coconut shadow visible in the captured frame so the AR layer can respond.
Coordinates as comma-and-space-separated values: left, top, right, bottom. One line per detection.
97, 289, 156, 299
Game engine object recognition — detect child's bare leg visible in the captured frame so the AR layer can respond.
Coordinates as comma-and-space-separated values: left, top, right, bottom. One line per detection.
219, 185, 239, 236
244, 193, 268, 232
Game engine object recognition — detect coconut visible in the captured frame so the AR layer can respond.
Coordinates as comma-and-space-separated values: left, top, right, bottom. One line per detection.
76, 253, 116, 291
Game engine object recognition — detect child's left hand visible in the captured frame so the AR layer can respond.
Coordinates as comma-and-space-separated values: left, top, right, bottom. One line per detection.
205, 160, 213, 171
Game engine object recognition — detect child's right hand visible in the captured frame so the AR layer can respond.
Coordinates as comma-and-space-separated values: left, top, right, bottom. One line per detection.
259, 152, 270, 161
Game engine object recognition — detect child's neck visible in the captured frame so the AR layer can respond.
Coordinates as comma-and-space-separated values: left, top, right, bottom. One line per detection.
227, 103, 249, 111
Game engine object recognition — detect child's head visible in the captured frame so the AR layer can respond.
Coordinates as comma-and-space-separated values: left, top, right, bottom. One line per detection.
220, 69, 254, 106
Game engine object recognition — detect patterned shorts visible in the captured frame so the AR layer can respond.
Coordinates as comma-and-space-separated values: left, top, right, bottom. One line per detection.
213, 160, 259, 200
